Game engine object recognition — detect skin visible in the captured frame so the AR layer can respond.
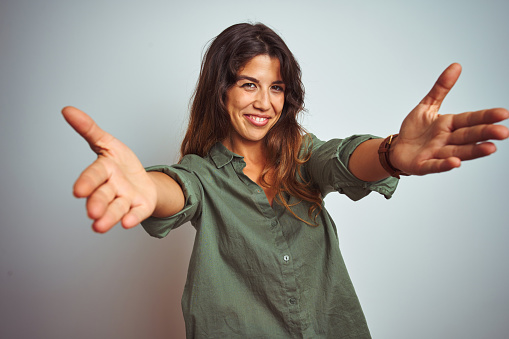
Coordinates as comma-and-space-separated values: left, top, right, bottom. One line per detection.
222, 55, 286, 205
348, 63, 509, 181
62, 107, 185, 233
62, 61, 509, 233
224, 55, 285, 145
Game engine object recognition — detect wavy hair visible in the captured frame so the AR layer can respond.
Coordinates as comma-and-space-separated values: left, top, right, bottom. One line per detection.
180, 23, 321, 223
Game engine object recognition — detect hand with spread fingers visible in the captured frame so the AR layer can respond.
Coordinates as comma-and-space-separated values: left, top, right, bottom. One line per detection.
62, 106, 183, 233
390, 63, 509, 176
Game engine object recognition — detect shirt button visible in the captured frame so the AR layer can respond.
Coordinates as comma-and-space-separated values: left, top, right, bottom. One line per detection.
283, 255, 290, 262
271, 220, 278, 227
289, 298, 297, 305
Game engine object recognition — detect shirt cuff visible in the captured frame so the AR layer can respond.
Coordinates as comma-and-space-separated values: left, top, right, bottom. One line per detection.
141, 165, 201, 238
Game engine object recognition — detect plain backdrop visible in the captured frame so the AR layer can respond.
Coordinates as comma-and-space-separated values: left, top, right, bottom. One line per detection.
1, 0, 508, 338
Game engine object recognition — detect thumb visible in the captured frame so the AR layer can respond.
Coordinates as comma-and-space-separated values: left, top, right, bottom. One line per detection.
420, 63, 462, 108
62, 106, 113, 152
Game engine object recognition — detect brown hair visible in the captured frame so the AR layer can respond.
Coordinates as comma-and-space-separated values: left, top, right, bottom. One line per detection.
180, 23, 321, 222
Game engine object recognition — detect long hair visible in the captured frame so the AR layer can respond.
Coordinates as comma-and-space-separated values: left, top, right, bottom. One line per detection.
180, 23, 322, 222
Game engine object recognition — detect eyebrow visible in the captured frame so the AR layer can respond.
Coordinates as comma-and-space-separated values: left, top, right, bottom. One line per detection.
236, 75, 285, 85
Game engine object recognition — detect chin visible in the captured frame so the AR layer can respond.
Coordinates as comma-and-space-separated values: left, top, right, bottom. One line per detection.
236, 129, 264, 141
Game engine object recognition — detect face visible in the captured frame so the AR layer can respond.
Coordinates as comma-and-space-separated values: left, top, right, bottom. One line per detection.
225, 54, 285, 145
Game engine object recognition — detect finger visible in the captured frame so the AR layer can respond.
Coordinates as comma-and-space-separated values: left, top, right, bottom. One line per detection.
62, 106, 114, 153
451, 108, 509, 130
436, 142, 497, 162
86, 181, 117, 219
121, 205, 151, 229
420, 63, 462, 108
416, 157, 461, 175
92, 197, 131, 233
448, 124, 509, 145
73, 157, 112, 197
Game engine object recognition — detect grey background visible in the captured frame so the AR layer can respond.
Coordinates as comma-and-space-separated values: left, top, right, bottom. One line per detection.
1, 0, 508, 338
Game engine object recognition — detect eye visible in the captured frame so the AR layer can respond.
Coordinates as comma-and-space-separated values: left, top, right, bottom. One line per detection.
271, 85, 285, 93
241, 83, 257, 90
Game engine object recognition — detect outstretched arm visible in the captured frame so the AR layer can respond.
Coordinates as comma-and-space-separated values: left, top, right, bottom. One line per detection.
349, 63, 509, 181
63, 106, 184, 233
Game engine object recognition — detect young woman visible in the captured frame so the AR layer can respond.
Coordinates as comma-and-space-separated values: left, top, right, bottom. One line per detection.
63, 23, 509, 338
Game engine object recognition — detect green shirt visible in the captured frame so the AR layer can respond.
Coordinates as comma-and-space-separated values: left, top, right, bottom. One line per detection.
141, 134, 398, 338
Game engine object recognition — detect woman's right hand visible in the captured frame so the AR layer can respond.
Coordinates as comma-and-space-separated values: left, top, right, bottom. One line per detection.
63, 106, 159, 233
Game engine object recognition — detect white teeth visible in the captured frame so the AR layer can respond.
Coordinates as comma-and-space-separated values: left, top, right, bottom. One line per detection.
251, 116, 267, 122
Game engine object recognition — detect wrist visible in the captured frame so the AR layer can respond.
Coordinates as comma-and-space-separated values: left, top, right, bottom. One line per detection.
377, 134, 409, 179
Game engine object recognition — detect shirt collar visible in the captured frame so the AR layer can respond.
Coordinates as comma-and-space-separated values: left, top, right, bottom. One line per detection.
209, 142, 244, 168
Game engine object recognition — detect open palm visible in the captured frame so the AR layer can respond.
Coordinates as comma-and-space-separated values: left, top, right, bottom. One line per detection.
391, 63, 509, 175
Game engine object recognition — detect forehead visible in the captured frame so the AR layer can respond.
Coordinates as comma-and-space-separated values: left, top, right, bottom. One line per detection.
237, 55, 282, 79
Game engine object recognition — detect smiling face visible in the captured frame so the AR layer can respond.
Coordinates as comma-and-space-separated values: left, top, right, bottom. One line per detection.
225, 54, 285, 146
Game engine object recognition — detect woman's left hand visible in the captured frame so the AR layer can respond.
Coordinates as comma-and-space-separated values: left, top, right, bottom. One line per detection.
390, 63, 509, 176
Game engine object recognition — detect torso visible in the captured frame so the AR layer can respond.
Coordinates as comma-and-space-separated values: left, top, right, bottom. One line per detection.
221, 137, 276, 205
242, 165, 277, 206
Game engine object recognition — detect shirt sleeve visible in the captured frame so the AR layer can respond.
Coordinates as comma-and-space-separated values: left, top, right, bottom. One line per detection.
304, 133, 399, 201
140, 158, 203, 239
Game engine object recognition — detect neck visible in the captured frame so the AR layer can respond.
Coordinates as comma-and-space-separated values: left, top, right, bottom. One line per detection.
222, 134, 267, 166
223, 133, 277, 206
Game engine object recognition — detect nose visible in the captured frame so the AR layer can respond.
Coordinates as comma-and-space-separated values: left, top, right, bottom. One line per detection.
253, 89, 271, 112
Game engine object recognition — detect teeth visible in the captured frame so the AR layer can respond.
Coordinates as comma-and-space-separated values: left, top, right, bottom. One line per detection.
251, 116, 267, 122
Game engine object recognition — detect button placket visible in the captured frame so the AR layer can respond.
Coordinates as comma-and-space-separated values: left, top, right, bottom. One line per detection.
270, 211, 301, 326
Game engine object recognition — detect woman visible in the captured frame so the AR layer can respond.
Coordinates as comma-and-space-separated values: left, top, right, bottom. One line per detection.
63, 23, 509, 338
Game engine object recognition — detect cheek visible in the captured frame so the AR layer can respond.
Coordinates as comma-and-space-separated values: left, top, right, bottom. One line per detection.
276, 98, 285, 114
228, 95, 249, 115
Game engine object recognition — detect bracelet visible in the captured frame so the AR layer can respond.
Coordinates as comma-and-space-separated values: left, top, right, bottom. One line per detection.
377, 134, 409, 179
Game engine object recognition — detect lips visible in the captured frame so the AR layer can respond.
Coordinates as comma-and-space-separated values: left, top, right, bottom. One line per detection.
244, 114, 270, 127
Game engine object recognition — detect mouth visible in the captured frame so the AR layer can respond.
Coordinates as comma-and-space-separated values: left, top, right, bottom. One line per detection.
244, 114, 270, 127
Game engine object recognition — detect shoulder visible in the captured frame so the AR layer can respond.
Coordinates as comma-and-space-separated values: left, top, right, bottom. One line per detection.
300, 133, 326, 155
177, 148, 231, 177
178, 153, 210, 168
